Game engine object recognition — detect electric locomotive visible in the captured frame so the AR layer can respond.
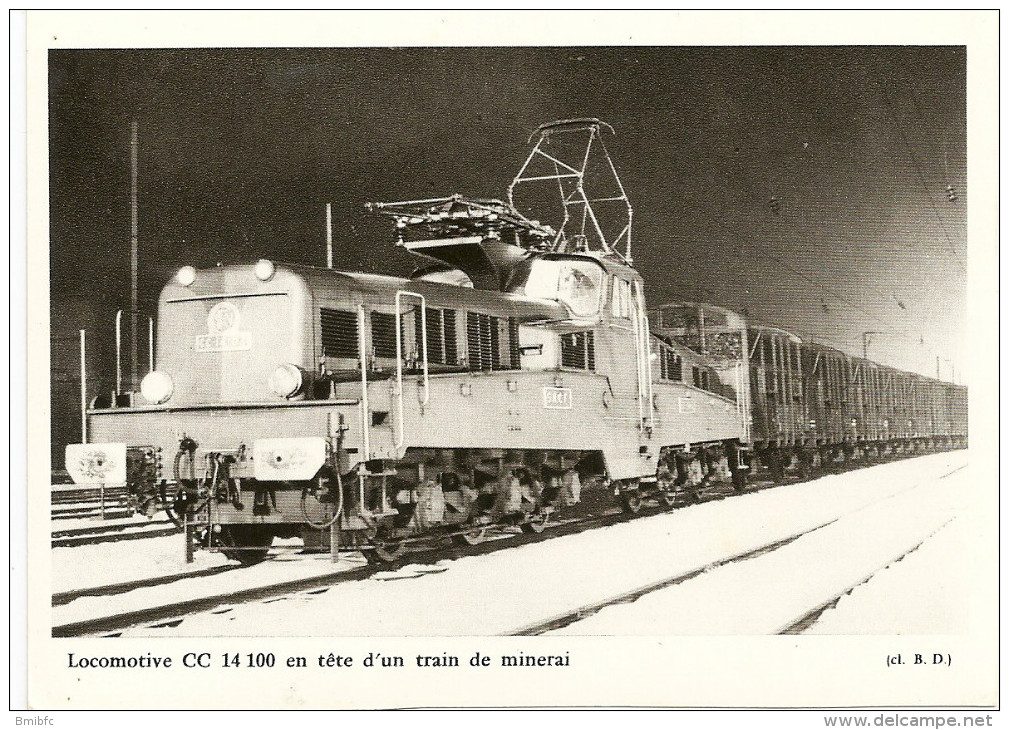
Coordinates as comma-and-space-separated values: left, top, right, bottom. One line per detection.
65, 119, 750, 563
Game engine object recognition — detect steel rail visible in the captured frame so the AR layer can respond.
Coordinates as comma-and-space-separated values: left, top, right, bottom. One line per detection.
52, 526, 181, 549
504, 461, 966, 637
776, 516, 957, 635
51, 518, 174, 538
50, 498, 677, 638
52, 565, 240, 607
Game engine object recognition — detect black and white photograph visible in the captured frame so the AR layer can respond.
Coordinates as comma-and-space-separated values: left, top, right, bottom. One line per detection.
19, 9, 997, 713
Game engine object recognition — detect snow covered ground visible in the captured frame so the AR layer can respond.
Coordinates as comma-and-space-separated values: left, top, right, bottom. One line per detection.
52, 546, 365, 627
804, 516, 967, 634
51, 531, 232, 594
546, 464, 964, 635
66, 450, 968, 638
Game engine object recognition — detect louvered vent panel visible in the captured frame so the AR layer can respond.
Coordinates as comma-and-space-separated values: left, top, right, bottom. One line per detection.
320, 308, 359, 359
413, 308, 459, 365
467, 312, 494, 371
661, 349, 686, 381
660, 349, 682, 381
443, 310, 458, 365
489, 316, 503, 370
669, 351, 682, 381
561, 331, 594, 370
371, 312, 398, 359
507, 318, 521, 370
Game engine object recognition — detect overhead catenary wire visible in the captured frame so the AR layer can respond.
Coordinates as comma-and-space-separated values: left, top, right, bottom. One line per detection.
682, 202, 934, 352
877, 79, 966, 276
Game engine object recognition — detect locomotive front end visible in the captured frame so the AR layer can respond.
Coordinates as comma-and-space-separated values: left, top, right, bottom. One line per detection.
66, 260, 354, 564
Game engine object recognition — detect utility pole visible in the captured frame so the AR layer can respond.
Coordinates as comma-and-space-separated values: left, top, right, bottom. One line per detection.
326, 203, 333, 269
130, 120, 139, 392
861, 331, 882, 361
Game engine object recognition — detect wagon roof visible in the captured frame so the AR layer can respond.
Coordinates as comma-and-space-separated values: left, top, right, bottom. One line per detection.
748, 322, 803, 344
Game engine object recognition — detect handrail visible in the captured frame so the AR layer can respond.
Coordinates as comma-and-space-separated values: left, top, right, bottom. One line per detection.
736, 361, 751, 443
118, 310, 156, 391
357, 305, 371, 461
394, 291, 429, 451
631, 280, 653, 431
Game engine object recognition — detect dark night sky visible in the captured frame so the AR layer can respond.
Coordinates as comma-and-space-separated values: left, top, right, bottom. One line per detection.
48, 46, 966, 379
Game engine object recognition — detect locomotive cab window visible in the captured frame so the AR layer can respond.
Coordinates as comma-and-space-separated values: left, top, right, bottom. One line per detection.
611, 277, 633, 319
523, 257, 604, 318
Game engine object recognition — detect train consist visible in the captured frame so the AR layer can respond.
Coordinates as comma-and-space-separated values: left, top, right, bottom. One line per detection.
64, 119, 967, 564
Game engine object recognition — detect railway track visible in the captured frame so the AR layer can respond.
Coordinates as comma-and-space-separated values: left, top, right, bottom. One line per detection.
514, 462, 966, 637
51, 450, 964, 638
51, 484, 133, 520
51, 565, 239, 607
51, 497, 660, 637
775, 517, 956, 635
507, 529, 818, 635
51, 520, 179, 548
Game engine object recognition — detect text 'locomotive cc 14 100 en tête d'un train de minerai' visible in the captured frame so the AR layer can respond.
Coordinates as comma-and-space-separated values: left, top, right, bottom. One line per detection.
64, 119, 967, 565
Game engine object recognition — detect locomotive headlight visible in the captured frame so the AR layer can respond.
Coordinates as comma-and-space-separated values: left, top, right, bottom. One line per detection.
176, 265, 196, 286
269, 363, 304, 398
254, 258, 276, 282
140, 370, 174, 404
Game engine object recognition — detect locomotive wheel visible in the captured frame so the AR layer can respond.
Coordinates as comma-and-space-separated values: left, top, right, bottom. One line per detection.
520, 512, 549, 534
731, 468, 748, 492
619, 489, 642, 514
365, 523, 407, 564
218, 524, 274, 566
368, 539, 407, 564
452, 527, 486, 546
657, 489, 678, 507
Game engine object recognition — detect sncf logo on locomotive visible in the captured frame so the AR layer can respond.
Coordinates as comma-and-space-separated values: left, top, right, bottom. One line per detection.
542, 386, 573, 409
195, 301, 252, 353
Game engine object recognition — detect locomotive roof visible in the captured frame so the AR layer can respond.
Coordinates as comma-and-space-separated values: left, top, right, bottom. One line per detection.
276, 261, 570, 320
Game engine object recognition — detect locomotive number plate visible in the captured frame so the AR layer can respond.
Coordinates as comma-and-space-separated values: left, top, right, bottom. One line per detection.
195, 332, 252, 352
542, 386, 573, 409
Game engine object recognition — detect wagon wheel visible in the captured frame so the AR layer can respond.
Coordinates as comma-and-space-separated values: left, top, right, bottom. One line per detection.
520, 511, 549, 534
619, 489, 643, 514
218, 524, 274, 566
